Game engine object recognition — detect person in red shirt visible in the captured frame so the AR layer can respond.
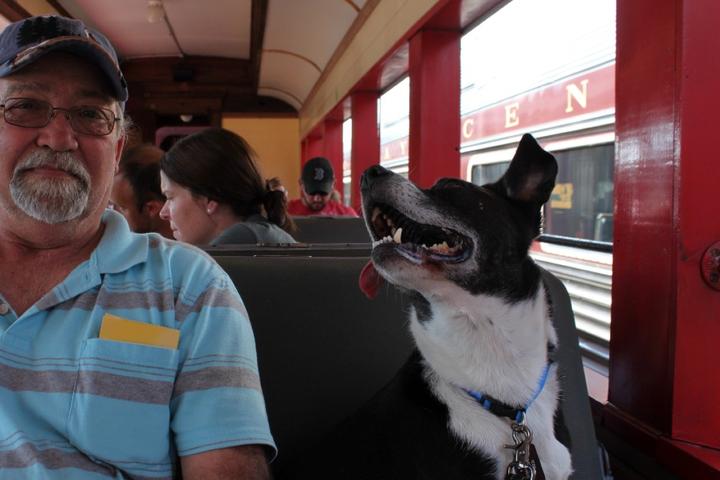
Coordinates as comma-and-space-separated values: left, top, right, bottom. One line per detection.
288, 157, 358, 216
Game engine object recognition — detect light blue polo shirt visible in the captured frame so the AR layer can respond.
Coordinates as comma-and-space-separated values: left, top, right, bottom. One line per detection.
0, 210, 276, 479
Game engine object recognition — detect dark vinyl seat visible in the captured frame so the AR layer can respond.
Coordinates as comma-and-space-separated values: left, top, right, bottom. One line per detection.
211, 252, 602, 479
290, 216, 371, 243
213, 255, 413, 471
541, 269, 603, 480
205, 243, 371, 257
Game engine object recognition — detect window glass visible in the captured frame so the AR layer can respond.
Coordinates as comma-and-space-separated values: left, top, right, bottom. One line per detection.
343, 118, 352, 206
461, 0, 616, 376
545, 144, 614, 242
470, 144, 614, 243
461, 0, 616, 115
470, 161, 509, 186
378, 78, 409, 177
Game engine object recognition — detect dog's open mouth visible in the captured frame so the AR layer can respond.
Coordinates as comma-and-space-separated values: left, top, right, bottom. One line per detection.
368, 204, 471, 264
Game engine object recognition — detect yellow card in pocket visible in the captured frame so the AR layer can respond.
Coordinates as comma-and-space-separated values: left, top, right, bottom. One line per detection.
99, 314, 179, 349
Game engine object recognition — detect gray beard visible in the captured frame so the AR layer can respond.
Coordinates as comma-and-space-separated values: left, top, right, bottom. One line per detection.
10, 150, 91, 224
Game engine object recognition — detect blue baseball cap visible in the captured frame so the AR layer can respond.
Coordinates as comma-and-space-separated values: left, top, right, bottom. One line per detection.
0, 16, 128, 102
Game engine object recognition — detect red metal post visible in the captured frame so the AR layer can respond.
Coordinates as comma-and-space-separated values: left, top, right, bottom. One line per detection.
408, 28, 461, 187
670, 0, 720, 449
611, 0, 720, 455
304, 133, 324, 164
323, 118, 344, 201
351, 91, 380, 213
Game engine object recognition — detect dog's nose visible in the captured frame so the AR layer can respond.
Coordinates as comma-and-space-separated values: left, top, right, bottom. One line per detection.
361, 165, 391, 189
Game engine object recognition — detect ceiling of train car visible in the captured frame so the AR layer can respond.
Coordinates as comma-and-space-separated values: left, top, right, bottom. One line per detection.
259, 0, 367, 109
47, 0, 369, 112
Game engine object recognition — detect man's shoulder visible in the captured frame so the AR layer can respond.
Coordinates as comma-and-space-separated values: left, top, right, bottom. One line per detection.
149, 235, 223, 273
105, 231, 225, 287
287, 198, 306, 215
327, 201, 358, 217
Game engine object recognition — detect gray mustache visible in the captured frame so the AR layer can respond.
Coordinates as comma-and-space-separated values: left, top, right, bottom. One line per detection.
15, 150, 90, 185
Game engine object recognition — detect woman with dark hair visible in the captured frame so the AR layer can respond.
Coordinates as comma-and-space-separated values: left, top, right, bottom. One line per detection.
159, 128, 296, 246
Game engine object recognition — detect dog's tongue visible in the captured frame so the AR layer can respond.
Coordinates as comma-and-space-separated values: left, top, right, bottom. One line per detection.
359, 260, 383, 299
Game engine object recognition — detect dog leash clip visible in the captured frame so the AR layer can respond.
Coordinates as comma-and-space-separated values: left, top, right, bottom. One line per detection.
504, 422, 536, 480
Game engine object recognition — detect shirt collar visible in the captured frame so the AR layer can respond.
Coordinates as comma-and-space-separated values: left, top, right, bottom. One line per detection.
93, 209, 149, 274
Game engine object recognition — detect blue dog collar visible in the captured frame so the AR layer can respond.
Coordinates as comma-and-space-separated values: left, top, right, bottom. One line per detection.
463, 357, 555, 424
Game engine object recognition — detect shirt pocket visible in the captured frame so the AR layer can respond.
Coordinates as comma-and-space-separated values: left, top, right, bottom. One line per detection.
67, 338, 179, 470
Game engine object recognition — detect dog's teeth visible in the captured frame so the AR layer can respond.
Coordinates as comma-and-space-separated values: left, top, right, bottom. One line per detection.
393, 227, 402, 244
371, 208, 381, 223
426, 241, 450, 253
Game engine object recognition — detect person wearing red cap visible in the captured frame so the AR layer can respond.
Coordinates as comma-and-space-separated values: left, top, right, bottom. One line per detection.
288, 156, 358, 216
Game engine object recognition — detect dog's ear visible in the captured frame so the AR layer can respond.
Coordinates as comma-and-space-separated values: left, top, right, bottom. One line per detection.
495, 134, 558, 207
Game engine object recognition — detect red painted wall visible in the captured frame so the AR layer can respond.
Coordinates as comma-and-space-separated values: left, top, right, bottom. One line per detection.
671, 0, 720, 449
323, 119, 344, 201
350, 92, 380, 213
611, 0, 720, 455
408, 28, 461, 187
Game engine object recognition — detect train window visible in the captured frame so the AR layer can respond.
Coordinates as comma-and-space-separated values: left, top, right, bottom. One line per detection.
470, 161, 509, 186
460, 0, 616, 378
343, 118, 352, 206
545, 143, 614, 244
469, 142, 614, 245
378, 77, 409, 177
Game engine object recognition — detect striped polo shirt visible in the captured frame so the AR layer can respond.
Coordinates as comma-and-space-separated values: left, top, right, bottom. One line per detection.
0, 210, 276, 479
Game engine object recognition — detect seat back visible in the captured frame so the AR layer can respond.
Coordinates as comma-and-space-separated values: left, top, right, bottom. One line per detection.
290, 216, 371, 243
212, 252, 601, 478
205, 243, 371, 257
541, 269, 603, 480
213, 254, 413, 470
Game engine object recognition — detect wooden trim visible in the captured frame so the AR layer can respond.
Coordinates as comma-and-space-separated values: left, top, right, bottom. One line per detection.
163, 10, 185, 56
344, 0, 360, 13
300, 0, 381, 113
223, 111, 297, 119
262, 48, 322, 73
250, 0, 268, 91
584, 366, 609, 404
0, 0, 30, 21
45, 0, 72, 18
601, 404, 720, 479
257, 86, 303, 106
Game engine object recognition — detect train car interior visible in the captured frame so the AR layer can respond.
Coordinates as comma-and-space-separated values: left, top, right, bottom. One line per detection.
0, 0, 717, 478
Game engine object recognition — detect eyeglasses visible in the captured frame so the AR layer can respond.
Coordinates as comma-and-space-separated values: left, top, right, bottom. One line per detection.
0, 97, 120, 136
308, 191, 330, 197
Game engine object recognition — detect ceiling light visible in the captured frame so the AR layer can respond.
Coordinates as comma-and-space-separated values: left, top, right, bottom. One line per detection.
179, 114, 193, 123
147, 0, 165, 24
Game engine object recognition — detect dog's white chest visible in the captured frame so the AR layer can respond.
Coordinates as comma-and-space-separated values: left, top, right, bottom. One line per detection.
410, 289, 572, 480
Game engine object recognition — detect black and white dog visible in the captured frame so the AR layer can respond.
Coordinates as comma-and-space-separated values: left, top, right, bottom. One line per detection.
285, 134, 572, 480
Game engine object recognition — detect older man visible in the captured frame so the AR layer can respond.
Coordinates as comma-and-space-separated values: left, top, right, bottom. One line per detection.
0, 16, 274, 479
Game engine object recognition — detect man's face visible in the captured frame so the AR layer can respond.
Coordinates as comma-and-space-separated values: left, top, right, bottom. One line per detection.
110, 174, 153, 233
301, 183, 332, 211
0, 52, 125, 227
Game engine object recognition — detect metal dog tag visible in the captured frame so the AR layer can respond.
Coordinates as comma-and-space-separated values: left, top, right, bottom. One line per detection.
506, 460, 536, 480
505, 423, 536, 480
